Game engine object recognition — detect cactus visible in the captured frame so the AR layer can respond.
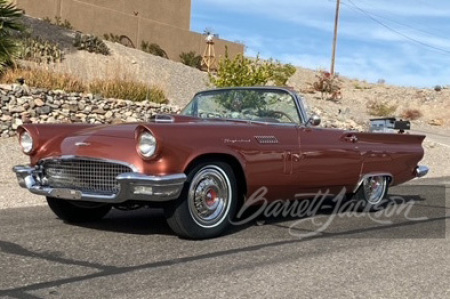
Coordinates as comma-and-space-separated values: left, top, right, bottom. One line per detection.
17, 37, 64, 64
73, 33, 110, 55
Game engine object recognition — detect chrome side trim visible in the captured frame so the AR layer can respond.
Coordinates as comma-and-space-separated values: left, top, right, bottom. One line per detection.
255, 136, 279, 144
415, 165, 429, 178
13, 164, 186, 203
352, 172, 394, 194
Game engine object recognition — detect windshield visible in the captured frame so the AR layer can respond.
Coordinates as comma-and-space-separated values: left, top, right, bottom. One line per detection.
181, 88, 301, 124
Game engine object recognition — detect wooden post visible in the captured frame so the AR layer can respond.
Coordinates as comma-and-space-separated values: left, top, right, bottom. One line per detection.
331, 0, 340, 75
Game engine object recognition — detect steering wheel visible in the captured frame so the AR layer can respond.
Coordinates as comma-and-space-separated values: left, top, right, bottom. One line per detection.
268, 111, 296, 123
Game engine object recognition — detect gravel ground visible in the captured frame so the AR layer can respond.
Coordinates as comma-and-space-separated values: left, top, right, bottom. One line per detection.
0, 138, 46, 209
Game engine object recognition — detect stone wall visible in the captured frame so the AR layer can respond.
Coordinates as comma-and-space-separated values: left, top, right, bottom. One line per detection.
0, 86, 179, 138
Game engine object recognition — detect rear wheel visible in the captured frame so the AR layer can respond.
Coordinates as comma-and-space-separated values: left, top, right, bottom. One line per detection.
165, 162, 238, 239
354, 176, 389, 212
46, 197, 112, 222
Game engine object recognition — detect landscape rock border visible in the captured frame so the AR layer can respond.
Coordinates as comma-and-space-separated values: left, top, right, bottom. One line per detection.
0, 85, 180, 138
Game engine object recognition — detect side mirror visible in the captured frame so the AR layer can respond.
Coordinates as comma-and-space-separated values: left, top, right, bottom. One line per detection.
307, 114, 321, 127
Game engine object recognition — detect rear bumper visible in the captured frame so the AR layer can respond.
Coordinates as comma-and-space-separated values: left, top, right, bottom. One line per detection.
415, 165, 429, 178
13, 165, 186, 203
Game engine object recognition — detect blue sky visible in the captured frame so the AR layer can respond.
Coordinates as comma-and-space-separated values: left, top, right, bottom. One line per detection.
191, 0, 450, 88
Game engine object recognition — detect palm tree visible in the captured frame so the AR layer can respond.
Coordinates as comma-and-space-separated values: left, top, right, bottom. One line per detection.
0, 0, 24, 69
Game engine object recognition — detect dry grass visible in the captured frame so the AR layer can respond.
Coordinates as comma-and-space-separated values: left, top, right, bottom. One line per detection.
367, 100, 398, 117
1, 67, 85, 92
0, 67, 167, 104
401, 108, 423, 120
88, 79, 167, 103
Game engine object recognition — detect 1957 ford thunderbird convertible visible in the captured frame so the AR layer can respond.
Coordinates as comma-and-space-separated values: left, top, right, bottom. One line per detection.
13, 87, 429, 239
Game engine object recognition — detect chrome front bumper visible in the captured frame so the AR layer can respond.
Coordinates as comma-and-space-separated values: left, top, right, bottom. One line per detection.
13, 165, 186, 203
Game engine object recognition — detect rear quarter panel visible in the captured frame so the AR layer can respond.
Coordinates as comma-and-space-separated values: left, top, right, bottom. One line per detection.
354, 132, 425, 186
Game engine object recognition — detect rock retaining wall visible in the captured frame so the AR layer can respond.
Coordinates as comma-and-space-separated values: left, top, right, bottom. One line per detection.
0, 85, 180, 138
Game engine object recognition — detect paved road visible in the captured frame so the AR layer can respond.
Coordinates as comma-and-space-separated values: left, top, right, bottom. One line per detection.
0, 179, 449, 299
412, 129, 450, 148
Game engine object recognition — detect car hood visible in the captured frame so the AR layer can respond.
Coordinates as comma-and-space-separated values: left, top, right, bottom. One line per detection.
68, 115, 265, 139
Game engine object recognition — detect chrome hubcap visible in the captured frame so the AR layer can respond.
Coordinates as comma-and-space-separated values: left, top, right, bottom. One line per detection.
363, 176, 387, 204
188, 166, 231, 228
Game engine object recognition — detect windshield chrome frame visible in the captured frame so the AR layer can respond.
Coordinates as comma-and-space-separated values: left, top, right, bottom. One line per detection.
183, 87, 307, 126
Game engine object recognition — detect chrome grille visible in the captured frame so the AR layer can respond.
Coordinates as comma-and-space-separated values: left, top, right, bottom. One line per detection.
42, 159, 132, 195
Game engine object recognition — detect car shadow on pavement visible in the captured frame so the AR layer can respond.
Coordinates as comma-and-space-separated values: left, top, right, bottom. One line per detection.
68, 188, 445, 239
72, 208, 175, 236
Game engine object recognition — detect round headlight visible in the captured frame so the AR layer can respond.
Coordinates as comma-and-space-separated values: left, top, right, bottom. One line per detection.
138, 131, 157, 158
20, 131, 34, 154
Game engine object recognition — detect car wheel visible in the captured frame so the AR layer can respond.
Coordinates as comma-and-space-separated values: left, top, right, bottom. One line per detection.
46, 197, 112, 222
165, 162, 238, 239
354, 176, 389, 212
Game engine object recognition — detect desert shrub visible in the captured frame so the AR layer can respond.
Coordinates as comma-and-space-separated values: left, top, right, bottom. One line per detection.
103, 33, 120, 43
367, 100, 398, 117
43, 16, 73, 29
210, 49, 296, 87
16, 37, 64, 64
0, 67, 85, 92
54, 16, 73, 30
0, 67, 167, 104
179, 51, 202, 69
141, 41, 168, 58
401, 109, 422, 120
73, 33, 110, 55
88, 79, 167, 103
312, 71, 342, 101
103, 33, 121, 43
103, 33, 135, 48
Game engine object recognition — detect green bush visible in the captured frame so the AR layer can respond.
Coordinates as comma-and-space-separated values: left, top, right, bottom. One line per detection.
209, 49, 296, 87
179, 51, 202, 69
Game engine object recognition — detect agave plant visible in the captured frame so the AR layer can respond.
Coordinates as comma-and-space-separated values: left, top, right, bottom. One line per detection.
0, 0, 24, 69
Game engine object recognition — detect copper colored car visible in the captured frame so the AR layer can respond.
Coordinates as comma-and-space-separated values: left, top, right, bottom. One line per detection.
13, 87, 429, 239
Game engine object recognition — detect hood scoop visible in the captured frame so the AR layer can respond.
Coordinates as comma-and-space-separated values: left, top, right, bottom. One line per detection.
150, 114, 175, 123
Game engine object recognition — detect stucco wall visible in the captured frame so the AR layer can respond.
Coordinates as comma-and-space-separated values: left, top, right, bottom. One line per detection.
13, 0, 243, 61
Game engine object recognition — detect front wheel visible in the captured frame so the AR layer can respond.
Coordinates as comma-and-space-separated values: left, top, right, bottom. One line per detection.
165, 162, 238, 239
353, 176, 389, 212
46, 197, 112, 222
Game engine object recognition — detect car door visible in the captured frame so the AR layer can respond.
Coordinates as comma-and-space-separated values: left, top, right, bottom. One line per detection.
242, 123, 302, 201
295, 127, 363, 195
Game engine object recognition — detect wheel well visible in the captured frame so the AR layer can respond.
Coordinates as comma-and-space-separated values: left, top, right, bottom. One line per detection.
352, 174, 393, 194
184, 154, 247, 196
